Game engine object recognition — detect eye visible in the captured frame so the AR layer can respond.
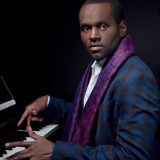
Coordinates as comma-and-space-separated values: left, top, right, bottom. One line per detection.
99, 24, 109, 30
80, 25, 90, 32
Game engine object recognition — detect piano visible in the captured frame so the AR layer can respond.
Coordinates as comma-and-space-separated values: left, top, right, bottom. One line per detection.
0, 107, 59, 159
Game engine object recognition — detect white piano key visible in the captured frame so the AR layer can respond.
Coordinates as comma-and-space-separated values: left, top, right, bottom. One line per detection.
2, 147, 24, 159
34, 124, 58, 137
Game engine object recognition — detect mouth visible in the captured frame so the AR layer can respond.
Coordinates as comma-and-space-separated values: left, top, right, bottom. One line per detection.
89, 45, 103, 52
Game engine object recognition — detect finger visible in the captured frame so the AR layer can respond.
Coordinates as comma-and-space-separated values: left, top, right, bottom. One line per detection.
5, 141, 31, 148
17, 109, 30, 126
31, 117, 43, 122
28, 127, 42, 140
26, 115, 31, 130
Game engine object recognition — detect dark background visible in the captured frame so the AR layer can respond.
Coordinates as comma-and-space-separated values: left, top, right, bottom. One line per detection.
1, 0, 160, 109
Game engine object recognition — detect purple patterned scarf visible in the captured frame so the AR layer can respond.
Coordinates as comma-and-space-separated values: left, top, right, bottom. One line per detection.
61, 34, 135, 146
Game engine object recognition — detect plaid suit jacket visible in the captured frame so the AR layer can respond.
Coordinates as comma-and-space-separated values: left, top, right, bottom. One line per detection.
45, 56, 160, 160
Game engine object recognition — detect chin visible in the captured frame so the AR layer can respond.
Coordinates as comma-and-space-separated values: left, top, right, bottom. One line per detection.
92, 54, 104, 61
90, 53, 101, 60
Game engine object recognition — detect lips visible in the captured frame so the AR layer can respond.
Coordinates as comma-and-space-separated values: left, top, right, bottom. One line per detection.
89, 44, 103, 52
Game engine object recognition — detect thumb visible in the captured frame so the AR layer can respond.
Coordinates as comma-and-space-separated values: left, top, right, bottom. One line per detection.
28, 127, 41, 141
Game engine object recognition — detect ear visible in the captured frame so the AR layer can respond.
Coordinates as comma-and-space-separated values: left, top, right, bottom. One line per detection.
119, 20, 127, 37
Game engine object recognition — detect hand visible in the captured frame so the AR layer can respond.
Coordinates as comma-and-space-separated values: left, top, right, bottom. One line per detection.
5, 127, 54, 160
17, 95, 48, 130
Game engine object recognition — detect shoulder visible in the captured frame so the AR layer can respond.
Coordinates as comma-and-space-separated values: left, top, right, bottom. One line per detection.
116, 56, 157, 83
108, 55, 160, 97
120, 56, 153, 75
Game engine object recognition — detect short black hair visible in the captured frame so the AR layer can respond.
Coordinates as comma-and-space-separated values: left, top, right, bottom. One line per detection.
82, 0, 125, 23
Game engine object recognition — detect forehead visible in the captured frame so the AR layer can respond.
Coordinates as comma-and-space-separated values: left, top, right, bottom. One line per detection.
79, 3, 113, 24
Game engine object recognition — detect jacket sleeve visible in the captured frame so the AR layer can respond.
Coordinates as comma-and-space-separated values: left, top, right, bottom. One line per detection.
44, 96, 73, 122
50, 59, 160, 160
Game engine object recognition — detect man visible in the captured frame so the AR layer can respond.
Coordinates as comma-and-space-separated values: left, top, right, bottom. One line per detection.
5, 0, 160, 159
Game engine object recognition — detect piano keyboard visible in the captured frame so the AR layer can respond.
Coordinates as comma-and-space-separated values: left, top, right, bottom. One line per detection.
0, 123, 58, 159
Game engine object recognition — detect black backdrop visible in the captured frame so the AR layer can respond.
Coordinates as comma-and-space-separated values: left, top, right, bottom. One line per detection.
1, 0, 160, 108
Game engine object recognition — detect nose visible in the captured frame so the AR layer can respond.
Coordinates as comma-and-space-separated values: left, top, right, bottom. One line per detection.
90, 27, 100, 42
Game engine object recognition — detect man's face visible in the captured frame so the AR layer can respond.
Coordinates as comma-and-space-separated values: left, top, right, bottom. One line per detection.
79, 3, 126, 61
